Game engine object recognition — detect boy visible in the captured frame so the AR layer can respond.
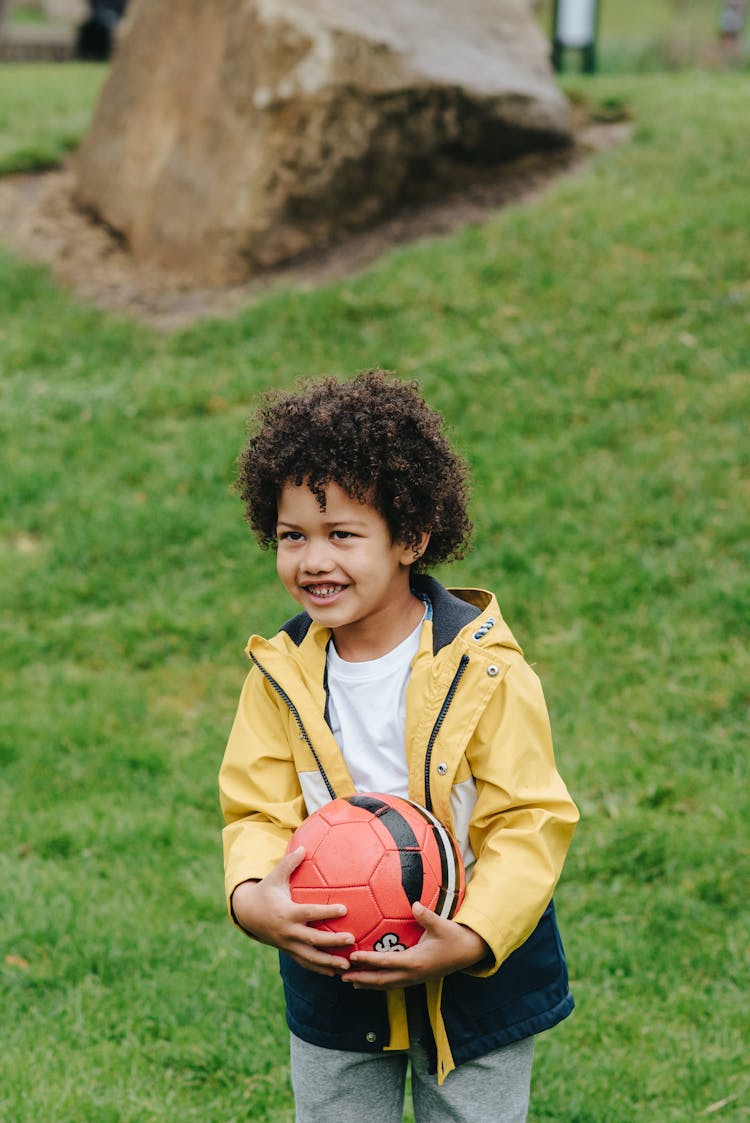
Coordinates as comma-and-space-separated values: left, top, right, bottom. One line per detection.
220, 370, 578, 1122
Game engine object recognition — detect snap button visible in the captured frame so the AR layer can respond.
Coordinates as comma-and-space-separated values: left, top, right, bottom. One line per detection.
365, 1031, 377, 1043
437, 762, 448, 775
487, 664, 499, 677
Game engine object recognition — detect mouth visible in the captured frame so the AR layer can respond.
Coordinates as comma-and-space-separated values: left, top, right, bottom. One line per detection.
300, 583, 346, 600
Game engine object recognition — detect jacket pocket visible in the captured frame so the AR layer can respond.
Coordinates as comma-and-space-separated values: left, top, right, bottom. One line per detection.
443, 901, 569, 1021
280, 953, 390, 1049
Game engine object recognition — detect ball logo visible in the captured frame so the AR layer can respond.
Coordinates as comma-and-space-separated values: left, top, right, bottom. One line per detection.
374, 932, 406, 953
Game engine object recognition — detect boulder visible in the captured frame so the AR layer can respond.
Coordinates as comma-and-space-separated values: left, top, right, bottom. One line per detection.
73, 0, 571, 283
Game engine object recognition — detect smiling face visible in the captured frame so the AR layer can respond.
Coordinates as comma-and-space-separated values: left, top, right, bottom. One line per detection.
275, 481, 429, 661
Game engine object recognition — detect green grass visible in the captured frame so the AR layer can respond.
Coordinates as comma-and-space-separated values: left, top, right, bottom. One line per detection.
8, 5, 51, 24
9, 4, 78, 27
1, 68, 749, 1121
0, 64, 107, 175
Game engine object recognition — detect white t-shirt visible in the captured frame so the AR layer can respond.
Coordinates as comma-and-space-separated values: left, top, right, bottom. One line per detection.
326, 617, 423, 796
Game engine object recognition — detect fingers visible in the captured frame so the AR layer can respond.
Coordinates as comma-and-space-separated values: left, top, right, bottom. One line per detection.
346, 946, 419, 969
272, 845, 306, 880
285, 929, 353, 976
295, 916, 349, 942
289, 902, 353, 957
289, 950, 351, 978
342, 945, 420, 988
296, 901, 349, 924
341, 963, 413, 990
411, 900, 439, 928
291, 923, 353, 952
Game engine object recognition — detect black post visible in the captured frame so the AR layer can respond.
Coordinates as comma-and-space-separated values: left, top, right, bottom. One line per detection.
582, 42, 596, 73
551, 0, 564, 71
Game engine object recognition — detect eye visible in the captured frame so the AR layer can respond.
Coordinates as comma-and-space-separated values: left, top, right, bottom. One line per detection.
278, 530, 304, 542
331, 530, 354, 540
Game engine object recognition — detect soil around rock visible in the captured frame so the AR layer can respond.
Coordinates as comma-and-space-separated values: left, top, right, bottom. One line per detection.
0, 117, 631, 331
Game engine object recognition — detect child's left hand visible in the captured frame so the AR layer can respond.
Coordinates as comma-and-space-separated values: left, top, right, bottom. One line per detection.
340, 901, 490, 989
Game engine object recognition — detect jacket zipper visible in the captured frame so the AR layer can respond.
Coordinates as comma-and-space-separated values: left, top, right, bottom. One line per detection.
423, 654, 470, 813
249, 652, 337, 801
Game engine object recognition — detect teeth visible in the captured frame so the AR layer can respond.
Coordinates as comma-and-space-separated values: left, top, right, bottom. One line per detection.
307, 584, 341, 597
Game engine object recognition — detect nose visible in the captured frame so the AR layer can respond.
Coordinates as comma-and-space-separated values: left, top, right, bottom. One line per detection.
300, 537, 334, 575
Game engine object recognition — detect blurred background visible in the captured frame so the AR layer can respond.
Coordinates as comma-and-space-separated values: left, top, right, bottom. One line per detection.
0, 0, 748, 69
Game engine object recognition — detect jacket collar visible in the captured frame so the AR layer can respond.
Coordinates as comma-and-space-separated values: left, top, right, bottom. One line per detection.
278, 575, 484, 656
411, 574, 482, 653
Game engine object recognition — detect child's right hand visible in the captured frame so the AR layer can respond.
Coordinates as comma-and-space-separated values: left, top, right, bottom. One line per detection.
230, 846, 354, 977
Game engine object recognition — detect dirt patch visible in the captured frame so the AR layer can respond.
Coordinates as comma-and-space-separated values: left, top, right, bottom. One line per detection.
0, 118, 631, 331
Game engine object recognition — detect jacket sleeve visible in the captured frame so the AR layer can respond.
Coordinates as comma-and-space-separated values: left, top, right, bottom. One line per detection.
454, 654, 579, 974
219, 666, 307, 913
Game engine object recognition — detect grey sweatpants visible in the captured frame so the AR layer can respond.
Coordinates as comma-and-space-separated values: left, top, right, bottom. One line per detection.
290, 1032, 534, 1123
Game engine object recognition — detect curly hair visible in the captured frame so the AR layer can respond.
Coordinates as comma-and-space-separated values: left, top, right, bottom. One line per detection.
236, 369, 472, 571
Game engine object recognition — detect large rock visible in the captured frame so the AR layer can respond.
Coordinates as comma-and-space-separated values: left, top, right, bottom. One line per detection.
73, 0, 571, 283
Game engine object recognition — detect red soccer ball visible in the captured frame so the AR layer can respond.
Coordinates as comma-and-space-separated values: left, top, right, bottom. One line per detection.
287, 793, 466, 956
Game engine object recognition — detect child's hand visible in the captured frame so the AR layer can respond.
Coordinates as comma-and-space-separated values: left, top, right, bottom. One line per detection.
231, 847, 354, 977
340, 902, 489, 990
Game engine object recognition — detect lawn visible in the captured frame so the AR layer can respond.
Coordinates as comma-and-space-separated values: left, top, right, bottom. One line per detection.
1, 58, 748, 1123
0, 63, 107, 174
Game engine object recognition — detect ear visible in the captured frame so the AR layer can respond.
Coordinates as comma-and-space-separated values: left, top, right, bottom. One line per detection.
398, 531, 431, 566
